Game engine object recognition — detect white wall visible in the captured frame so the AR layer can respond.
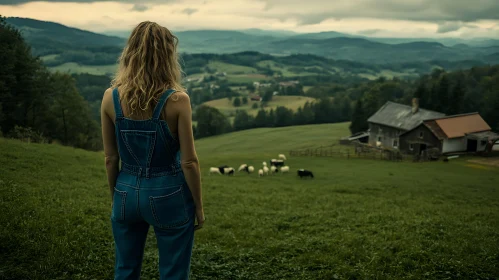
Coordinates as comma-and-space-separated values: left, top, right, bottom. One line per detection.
442, 137, 467, 153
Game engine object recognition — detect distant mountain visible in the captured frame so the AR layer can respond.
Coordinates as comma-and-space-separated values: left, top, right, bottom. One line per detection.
289, 31, 355, 40
239, 28, 297, 37
5, 17, 499, 64
5, 17, 125, 55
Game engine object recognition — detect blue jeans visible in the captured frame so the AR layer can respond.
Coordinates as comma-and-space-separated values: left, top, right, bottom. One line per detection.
111, 171, 196, 280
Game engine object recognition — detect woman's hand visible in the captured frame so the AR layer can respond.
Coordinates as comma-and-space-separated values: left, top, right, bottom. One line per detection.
194, 207, 205, 231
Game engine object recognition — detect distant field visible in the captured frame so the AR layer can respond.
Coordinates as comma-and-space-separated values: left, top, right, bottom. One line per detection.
1, 123, 499, 279
207, 61, 258, 74
49, 63, 117, 76
225, 74, 271, 83
202, 95, 316, 119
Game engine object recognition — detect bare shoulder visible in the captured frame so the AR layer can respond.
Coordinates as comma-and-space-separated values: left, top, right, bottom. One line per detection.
171, 91, 190, 103
101, 88, 114, 114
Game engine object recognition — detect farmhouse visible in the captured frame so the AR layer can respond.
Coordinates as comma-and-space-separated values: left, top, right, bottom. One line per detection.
400, 113, 499, 155
250, 95, 262, 101
367, 99, 445, 149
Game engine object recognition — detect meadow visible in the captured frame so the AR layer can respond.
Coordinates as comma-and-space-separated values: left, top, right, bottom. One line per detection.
202, 96, 316, 118
1, 123, 498, 279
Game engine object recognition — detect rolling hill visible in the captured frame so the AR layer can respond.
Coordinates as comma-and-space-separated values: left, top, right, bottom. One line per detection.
6, 17, 499, 65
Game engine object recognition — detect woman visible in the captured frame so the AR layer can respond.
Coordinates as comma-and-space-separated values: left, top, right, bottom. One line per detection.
100, 21, 204, 280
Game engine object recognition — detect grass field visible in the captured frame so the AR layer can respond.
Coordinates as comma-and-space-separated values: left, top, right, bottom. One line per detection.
50, 62, 118, 76
201, 96, 316, 118
1, 123, 499, 279
207, 61, 258, 74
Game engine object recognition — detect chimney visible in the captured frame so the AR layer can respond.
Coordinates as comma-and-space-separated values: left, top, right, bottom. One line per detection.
412, 98, 419, 114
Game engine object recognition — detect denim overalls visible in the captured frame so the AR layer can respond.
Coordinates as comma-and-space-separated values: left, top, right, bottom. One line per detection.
111, 88, 195, 280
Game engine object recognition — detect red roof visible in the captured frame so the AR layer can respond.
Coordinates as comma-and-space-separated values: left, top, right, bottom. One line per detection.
424, 113, 491, 139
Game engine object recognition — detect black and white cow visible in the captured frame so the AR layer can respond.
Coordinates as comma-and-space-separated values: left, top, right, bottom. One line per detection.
270, 159, 285, 167
297, 169, 314, 178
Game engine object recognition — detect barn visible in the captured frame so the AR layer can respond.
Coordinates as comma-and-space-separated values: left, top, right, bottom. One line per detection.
367, 99, 445, 149
400, 112, 498, 155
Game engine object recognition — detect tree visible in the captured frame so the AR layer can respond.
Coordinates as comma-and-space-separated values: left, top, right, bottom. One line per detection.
233, 110, 254, 131
233, 97, 241, 107
413, 82, 428, 109
242, 96, 248, 105
254, 109, 267, 128
350, 99, 368, 134
252, 103, 258, 109
274, 106, 294, 127
194, 105, 231, 138
448, 76, 465, 115
436, 74, 450, 113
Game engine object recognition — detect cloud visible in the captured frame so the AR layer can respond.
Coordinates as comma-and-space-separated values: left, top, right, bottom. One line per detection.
256, 0, 499, 23
131, 4, 148, 12
437, 21, 479, 33
0, 0, 178, 4
181, 8, 198, 15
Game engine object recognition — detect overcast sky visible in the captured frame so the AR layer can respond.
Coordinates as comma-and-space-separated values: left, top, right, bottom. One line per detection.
1, 0, 499, 38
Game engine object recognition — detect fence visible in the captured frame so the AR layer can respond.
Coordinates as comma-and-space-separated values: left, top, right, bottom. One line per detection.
289, 144, 413, 162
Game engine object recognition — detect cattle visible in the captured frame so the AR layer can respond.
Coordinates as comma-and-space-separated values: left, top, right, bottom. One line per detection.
270, 165, 278, 174
297, 169, 314, 178
238, 164, 255, 174
258, 169, 264, 177
270, 159, 285, 167
263, 166, 269, 175
280, 166, 290, 173
278, 154, 287, 160
209, 167, 222, 175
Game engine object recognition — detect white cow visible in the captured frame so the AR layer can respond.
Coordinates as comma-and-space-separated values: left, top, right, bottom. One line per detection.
278, 154, 287, 160
263, 166, 269, 175
238, 164, 248, 172
209, 167, 221, 175
280, 166, 290, 173
258, 169, 264, 177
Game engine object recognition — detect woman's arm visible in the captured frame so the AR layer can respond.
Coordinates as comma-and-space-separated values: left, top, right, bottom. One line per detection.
101, 89, 120, 200
176, 92, 204, 229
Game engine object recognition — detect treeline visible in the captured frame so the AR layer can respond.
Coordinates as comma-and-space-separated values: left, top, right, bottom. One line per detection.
350, 66, 499, 134
193, 96, 352, 139
0, 17, 102, 150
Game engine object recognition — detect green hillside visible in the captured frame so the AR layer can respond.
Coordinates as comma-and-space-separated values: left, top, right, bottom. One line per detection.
1, 123, 499, 279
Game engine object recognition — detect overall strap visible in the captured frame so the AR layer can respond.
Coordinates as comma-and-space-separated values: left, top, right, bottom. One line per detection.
152, 89, 176, 120
112, 88, 124, 119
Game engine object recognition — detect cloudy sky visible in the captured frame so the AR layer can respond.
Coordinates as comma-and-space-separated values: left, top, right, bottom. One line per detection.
1, 0, 499, 38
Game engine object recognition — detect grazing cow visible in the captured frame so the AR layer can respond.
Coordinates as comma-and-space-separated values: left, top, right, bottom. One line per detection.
258, 169, 264, 177
280, 166, 290, 173
238, 164, 248, 172
270, 159, 285, 167
209, 167, 222, 175
222, 167, 235, 175
278, 154, 287, 160
238, 164, 254, 174
297, 169, 314, 178
218, 165, 229, 174
270, 165, 278, 174
263, 166, 269, 175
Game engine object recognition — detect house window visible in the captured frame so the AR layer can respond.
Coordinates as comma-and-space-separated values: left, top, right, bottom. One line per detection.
378, 136, 382, 142
419, 132, 424, 139
393, 140, 399, 148
409, 144, 414, 150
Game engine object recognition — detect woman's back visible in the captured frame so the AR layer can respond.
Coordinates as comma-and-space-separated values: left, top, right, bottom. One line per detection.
100, 20, 204, 280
